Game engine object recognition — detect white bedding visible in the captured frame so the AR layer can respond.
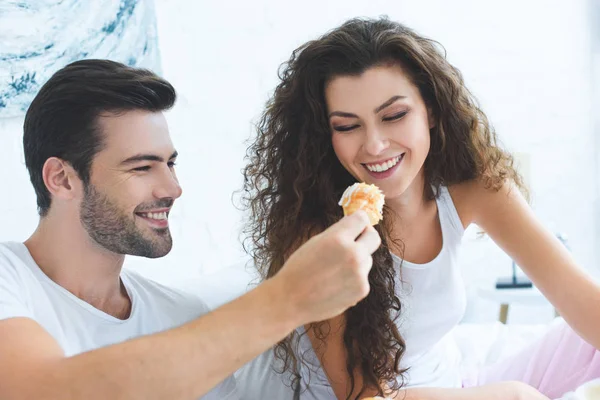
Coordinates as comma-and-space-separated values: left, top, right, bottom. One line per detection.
453, 321, 548, 374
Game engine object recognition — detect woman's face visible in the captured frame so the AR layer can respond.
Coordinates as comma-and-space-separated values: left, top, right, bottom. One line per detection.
327, 64, 433, 200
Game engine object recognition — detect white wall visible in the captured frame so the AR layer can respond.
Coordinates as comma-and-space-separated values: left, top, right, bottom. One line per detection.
0, 0, 596, 308
593, 0, 600, 280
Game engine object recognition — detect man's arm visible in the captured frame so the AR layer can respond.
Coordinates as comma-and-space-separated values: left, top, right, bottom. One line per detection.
0, 277, 296, 399
0, 211, 379, 400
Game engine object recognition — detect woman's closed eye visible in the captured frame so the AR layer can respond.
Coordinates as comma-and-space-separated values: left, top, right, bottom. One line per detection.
382, 111, 408, 122
333, 111, 408, 132
333, 123, 360, 132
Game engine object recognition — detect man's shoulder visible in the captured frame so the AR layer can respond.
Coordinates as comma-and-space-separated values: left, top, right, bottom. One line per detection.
0, 242, 24, 263
122, 269, 212, 317
0, 242, 39, 320
0, 242, 34, 279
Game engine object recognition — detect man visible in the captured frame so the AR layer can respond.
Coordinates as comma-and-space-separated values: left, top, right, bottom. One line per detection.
0, 60, 380, 399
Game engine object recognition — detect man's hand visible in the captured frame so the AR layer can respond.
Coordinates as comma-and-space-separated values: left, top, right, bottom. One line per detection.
275, 210, 381, 324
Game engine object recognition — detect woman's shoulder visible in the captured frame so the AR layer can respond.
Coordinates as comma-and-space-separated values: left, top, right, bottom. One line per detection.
448, 178, 515, 228
447, 179, 484, 228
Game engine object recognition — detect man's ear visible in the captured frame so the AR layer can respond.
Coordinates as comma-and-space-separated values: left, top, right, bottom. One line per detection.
42, 157, 83, 202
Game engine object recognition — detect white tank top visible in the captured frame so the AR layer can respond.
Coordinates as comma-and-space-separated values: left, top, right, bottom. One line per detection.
394, 186, 467, 387
297, 187, 467, 398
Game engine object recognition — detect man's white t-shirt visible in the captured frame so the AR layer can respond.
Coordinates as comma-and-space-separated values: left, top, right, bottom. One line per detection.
0, 241, 239, 400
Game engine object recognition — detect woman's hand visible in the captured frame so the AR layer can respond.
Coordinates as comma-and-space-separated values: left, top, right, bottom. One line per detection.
397, 381, 549, 400
476, 381, 549, 400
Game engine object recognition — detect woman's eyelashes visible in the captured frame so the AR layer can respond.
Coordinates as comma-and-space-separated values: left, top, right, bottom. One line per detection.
382, 110, 408, 122
332, 110, 408, 132
333, 123, 360, 132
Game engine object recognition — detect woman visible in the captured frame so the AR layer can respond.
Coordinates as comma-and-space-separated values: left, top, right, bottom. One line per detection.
241, 17, 600, 399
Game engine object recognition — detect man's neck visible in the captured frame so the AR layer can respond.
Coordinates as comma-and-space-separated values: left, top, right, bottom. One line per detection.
24, 213, 131, 319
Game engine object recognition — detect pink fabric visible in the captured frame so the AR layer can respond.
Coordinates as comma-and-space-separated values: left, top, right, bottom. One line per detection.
462, 320, 600, 399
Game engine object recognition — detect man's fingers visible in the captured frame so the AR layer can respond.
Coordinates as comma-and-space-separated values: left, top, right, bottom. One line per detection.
355, 225, 381, 254
328, 210, 371, 239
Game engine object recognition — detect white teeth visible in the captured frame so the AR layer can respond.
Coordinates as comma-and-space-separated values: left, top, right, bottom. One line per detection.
142, 212, 167, 220
365, 155, 402, 172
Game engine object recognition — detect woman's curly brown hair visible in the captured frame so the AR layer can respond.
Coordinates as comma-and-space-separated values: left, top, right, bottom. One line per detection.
241, 17, 525, 399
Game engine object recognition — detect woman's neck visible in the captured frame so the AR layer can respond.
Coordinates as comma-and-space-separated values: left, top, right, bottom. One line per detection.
385, 173, 430, 226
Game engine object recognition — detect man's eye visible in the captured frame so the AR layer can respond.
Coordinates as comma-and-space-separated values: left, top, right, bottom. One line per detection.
132, 166, 151, 172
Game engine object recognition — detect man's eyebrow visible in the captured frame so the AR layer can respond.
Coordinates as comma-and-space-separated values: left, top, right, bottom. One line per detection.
120, 151, 178, 165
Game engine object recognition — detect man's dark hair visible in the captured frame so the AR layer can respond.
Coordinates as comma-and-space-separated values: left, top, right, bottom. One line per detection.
23, 59, 176, 216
